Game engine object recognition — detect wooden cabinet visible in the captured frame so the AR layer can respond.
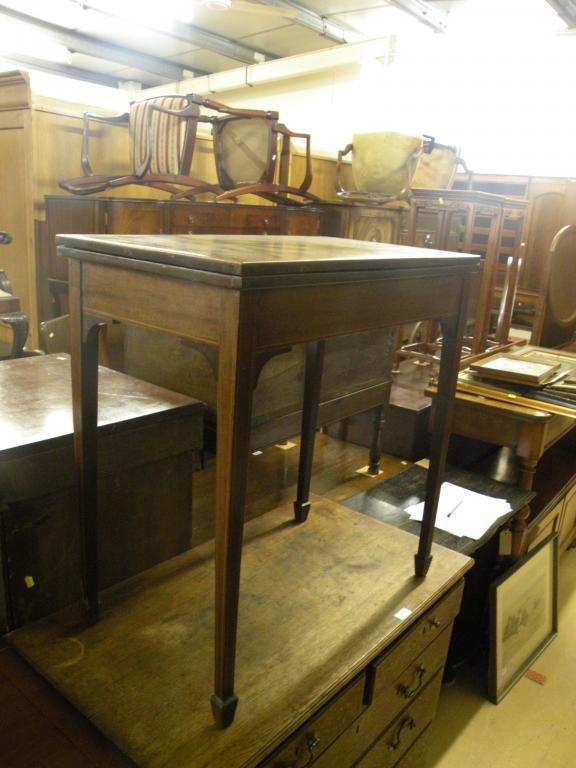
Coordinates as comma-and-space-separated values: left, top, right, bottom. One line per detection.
454, 173, 576, 328
42, 196, 321, 316
0, 354, 204, 633
261, 581, 464, 768
402, 188, 527, 352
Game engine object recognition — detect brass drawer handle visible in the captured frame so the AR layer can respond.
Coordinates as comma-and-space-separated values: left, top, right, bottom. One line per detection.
276, 732, 320, 768
263, 216, 270, 235
396, 665, 427, 699
388, 716, 416, 752
428, 616, 442, 628
187, 215, 194, 225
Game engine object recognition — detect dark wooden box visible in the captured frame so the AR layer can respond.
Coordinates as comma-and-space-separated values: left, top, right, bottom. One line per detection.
0, 354, 204, 632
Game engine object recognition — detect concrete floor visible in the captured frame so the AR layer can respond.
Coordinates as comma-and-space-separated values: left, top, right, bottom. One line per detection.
428, 546, 576, 768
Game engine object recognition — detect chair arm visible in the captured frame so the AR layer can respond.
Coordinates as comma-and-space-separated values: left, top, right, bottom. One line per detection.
192, 94, 279, 120
81, 111, 129, 176
336, 144, 353, 194
0, 311, 28, 358
277, 125, 313, 193
456, 156, 474, 189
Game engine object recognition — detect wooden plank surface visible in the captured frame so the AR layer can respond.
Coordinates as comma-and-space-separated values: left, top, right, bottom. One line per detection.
8, 499, 472, 768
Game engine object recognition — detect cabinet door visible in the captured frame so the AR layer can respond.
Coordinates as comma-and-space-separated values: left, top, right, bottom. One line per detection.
350, 209, 402, 244
44, 197, 104, 282
106, 200, 167, 234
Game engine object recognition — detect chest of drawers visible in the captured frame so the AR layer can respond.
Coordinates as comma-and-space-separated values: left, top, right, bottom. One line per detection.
261, 580, 463, 768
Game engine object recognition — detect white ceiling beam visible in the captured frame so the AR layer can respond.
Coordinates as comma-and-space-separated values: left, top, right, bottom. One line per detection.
144, 36, 395, 97
386, 0, 448, 32
249, 1, 365, 43
546, 0, 576, 26
0, 5, 193, 81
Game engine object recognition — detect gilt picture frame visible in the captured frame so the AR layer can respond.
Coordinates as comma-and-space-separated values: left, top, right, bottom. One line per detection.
488, 533, 558, 704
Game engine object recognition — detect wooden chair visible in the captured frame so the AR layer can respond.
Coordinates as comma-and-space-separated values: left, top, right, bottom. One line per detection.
153, 95, 319, 205
0, 238, 29, 359
336, 132, 431, 204
411, 141, 472, 190
59, 94, 221, 199
531, 225, 576, 348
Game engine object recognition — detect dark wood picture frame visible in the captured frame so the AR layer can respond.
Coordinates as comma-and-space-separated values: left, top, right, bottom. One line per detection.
489, 533, 558, 704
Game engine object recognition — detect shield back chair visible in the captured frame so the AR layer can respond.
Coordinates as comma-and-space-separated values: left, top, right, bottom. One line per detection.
335, 131, 433, 204
59, 94, 221, 199
531, 225, 576, 348
411, 140, 472, 190
152, 95, 319, 205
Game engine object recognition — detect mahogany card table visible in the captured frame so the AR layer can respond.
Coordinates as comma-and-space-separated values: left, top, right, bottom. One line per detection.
57, 233, 480, 727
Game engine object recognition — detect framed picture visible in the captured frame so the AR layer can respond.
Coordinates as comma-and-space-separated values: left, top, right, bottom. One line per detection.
488, 533, 558, 703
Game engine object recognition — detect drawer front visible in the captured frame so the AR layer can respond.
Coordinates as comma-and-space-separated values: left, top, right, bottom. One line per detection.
560, 483, 576, 550
169, 206, 230, 233
528, 499, 564, 552
356, 671, 442, 768
229, 208, 281, 234
367, 580, 463, 702
311, 628, 451, 768
392, 725, 430, 768
284, 210, 320, 236
259, 674, 366, 768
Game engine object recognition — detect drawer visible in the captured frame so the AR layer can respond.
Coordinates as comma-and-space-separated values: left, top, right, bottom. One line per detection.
366, 580, 463, 703
528, 499, 564, 552
259, 673, 366, 768
311, 628, 451, 768
560, 482, 576, 551
229, 208, 282, 234
169, 207, 230, 233
392, 725, 430, 768
355, 671, 443, 768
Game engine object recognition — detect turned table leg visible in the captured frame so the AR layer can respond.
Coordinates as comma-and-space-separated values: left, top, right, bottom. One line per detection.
511, 457, 537, 560
211, 293, 256, 728
294, 340, 325, 523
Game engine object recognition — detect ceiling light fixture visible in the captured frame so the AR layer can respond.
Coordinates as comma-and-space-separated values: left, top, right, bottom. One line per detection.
201, 0, 232, 9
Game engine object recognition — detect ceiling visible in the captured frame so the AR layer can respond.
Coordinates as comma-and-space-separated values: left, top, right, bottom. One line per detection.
0, 0, 572, 91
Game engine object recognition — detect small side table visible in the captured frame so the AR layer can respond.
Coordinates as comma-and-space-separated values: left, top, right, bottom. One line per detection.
58, 233, 479, 726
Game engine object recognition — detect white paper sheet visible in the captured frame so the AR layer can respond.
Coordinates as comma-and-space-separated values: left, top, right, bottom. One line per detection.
404, 481, 512, 540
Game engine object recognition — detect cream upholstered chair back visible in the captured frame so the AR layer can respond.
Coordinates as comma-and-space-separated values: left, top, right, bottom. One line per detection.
350, 131, 423, 195
412, 143, 460, 189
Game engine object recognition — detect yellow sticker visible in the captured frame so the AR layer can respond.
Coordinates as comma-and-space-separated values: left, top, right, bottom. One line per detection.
24, 575, 35, 589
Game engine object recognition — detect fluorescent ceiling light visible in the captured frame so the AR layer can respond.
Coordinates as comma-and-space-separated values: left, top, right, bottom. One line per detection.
0, 0, 90, 29
446, 0, 567, 37
0, 18, 71, 62
88, 0, 196, 25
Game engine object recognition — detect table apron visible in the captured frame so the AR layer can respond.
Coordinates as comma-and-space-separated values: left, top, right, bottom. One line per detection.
80, 261, 466, 351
